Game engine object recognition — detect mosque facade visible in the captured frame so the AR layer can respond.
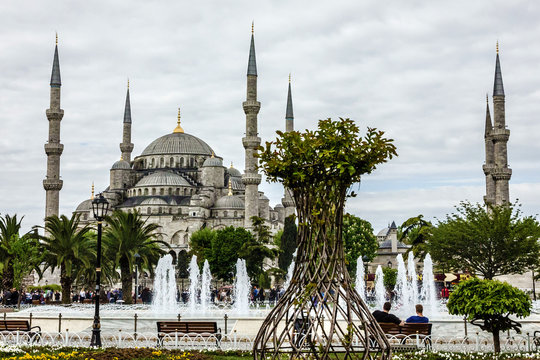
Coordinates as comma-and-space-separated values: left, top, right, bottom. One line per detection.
43, 31, 296, 260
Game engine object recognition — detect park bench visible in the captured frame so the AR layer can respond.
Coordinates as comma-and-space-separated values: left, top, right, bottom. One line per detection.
378, 323, 432, 350
0, 320, 41, 342
156, 321, 221, 347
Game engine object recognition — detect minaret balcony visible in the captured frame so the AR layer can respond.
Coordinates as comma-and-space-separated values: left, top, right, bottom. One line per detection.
242, 136, 261, 149
482, 164, 495, 175
242, 173, 261, 185
120, 142, 134, 153
491, 167, 512, 180
491, 128, 510, 142
44, 143, 64, 155
45, 109, 64, 120
242, 100, 261, 114
43, 178, 63, 191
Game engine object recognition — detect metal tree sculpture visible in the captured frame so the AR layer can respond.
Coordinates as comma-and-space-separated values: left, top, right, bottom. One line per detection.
254, 118, 397, 359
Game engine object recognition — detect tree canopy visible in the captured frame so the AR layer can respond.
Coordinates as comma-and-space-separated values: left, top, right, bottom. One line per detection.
277, 215, 297, 273
239, 216, 278, 280
429, 201, 540, 279
447, 278, 531, 352
399, 215, 433, 258
208, 226, 252, 281
342, 214, 378, 275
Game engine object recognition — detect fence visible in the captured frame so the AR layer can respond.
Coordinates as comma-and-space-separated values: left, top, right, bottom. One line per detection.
0, 331, 538, 353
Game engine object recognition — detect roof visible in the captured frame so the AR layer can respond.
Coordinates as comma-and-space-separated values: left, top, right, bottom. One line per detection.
135, 171, 191, 187
247, 34, 257, 76
111, 159, 131, 170
141, 197, 169, 205
75, 199, 92, 212
203, 156, 223, 167
123, 88, 131, 123
379, 240, 410, 249
50, 45, 61, 87
214, 195, 244, 209
229, 176, 244, 190
493, 53, 505, 96
227, 166, 242, 177
118, 196, 190, 207
140, 132, 214, 157
286, 82, 293, 119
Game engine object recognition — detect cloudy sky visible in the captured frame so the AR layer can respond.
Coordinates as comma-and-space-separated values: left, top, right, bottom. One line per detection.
0, 0, 539, 234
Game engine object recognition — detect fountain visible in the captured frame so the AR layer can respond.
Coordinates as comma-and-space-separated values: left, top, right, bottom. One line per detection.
355, 256, 366, 302
374, 265, 385, 310
152, 254, 178, 313
233, 258, 251, 314
201, 260, 213, 312
421, 253, 438, 317
283, 249, 297, 290
395, 254, 414, 314
188, 255, 199, 313
407, 252, 419, 312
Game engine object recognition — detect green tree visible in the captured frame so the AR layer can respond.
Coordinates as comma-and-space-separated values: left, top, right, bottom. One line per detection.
40, 214, 95, 304
0, 215, 37, 290
399, 215, 433, 258
189, 228, 216, 265
239, 217, 278, 280
209, 226, 251, 281
429, 202, 540, 279
103, 210, 168, 304
277, 215, 297, 273
342, 214, 378, 275
177, 250, 190, 279
12, 235, 44, 289
447, 278, 531, 352
382, 267, 397, 291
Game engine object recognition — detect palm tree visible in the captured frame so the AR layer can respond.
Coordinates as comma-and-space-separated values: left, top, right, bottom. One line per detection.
40, 214, 95, 304
0, 214, 25, 290
399, 215, 433, 258
103, 210, 168, 304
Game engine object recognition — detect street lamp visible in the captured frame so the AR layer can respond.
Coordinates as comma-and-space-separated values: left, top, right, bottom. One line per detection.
90, 193, 109, 347
134, 253, 141, 304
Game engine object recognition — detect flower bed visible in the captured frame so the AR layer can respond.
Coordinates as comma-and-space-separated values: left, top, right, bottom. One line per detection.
393, 351, 540, 360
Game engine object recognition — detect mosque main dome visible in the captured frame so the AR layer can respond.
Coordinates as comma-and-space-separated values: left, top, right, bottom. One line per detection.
141, 132, 214, 157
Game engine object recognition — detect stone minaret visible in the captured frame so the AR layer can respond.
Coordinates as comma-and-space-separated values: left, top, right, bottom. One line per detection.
242, 24, 261, 228
282, 75, 295, 217
484, 43, 511, 206
43, 35, 64, 219
120, 80, 134, 162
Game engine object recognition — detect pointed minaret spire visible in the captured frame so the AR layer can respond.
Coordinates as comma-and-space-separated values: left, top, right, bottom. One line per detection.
44, 35, 64, 219
120, 80, 134, 162
50, 38, 61, 87
285, 74, 294, 132
173, 107, 184, 133
493, 42, 505, 96
247, 22, 257, 76
484, 94, 492, 137
91, 182, 95, 200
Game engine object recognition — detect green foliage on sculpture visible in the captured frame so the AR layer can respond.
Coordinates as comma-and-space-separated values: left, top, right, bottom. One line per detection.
429, 201, 540, 279
342, 214, 378, 275
447, 278, 531, 353
382, 267, 397, 291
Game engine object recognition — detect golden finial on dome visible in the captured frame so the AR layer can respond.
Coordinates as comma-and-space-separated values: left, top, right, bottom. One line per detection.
211, 151, 215, 158
91, 182, 94, 200
230, 162, 233, 168
228, 179, 233, 196
55, 33, 58, 45
173, 107, 184, 133
289, 73, 291, 83
127, 78, 129, 89
496, 41, 499, 54
486, 93, 489, 103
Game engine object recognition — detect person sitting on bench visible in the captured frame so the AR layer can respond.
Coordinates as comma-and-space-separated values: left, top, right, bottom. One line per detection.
372, 302, 404, 326
406, 304, 429, 323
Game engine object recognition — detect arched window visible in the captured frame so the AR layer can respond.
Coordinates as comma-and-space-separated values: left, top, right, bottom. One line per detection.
168, 188, 172, 195
158, 207, 162, 213
234, 211, 238, 217
169, 208, 172, 214
224, 211, 228, 217
189, 157, 194, 167
190, 188, 194, 195
144, 188, 149, 195
180, 157, 184, 167
170, 157, 174, 167
147, 207, 151, 214
138, 189, 141, 196
151, 158, 155, 167
176, 188, 180, 195
183, 188, 187, 196
160, 157, 164, 167
160, 188, 164, 195
152, 188, 156, 195
184, 234, 189, 244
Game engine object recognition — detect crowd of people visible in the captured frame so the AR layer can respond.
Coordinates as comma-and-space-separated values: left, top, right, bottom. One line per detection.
1, 288, 61, 305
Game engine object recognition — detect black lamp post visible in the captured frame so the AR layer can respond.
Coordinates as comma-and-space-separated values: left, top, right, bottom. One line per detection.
134, 253, 141, 304
90, 193, 109, 347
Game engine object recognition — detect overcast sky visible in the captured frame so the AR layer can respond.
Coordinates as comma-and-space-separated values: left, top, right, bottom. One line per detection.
0, 0, 539, 234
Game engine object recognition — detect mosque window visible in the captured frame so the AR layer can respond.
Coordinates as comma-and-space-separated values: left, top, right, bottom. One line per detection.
190, 189, 194, 195
83, 213, 87, 220
159, 207, 162, 213
168, 188, 172, 195
176, 188, 180, 195
138, 189, 141, 196
170, 157, 174, 167
189, 157, 194, 167
160, 188, 164, 195
152, 188, 156, 195
183, 188, 187, 196
234, 211, 238, 217
180, 157, 184, 167
151, 158, 155, 167
224, 211, 228, 217
169, 208, 172, 214
160, 157, 164, 167
147, 207, 151, 214
144, 188, 148, 195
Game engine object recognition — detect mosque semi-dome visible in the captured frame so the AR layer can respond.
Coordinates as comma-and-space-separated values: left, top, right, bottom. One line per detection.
135, 171, 192, 187
141, 132, 214, 157
227, 166, 242, 177
214, 195, 244, 209
75, 199, 92, 212
141, 197, 169, 206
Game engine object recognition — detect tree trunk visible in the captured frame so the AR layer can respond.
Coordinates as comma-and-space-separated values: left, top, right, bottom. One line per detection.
60, 264, 72, 304
1, 258, 14, 290
493, 330, 501, 353
120, 259, 133, 304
